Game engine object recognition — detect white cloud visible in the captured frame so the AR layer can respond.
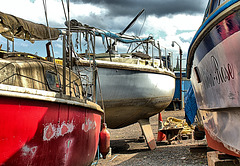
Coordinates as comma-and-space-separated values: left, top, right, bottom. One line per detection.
0, 0, 204, 66
71, 3, 107, 18
0, 0, 106, 26
139, 13, 203, 66
0, 0, 45, 23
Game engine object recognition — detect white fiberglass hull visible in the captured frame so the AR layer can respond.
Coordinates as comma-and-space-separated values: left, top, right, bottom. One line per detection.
75, 60, 175, 128
188, 2, 240, 157
97, 67, 175, 128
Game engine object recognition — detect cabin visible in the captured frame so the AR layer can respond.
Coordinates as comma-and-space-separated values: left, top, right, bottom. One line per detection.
0, 51, 83, 99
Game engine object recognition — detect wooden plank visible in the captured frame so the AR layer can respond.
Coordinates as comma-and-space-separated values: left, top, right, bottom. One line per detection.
138, 119, 156, 150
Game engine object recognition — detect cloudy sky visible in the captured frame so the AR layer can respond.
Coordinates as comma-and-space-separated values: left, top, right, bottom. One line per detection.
0, 0, 208, 68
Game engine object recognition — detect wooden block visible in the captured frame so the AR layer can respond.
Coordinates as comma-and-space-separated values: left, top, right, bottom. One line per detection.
207, 151, 240, 166
138, 119, 156, 150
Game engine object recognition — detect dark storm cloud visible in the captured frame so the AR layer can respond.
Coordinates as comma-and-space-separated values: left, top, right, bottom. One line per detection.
69, 0, 208, 36
71, 0, 207, 17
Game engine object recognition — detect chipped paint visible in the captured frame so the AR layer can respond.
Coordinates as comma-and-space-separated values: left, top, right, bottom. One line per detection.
64, 139, 74, 164
43, 123, 56, 141
22, 145, 38, 158
82, 118, 96, 132
43, 121, 75, 141
56, 122, 74, 137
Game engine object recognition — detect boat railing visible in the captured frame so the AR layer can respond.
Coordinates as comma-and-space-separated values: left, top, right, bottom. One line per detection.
61, 26, 98, 102
56, 22, 174, 103
75, 71, 93, 100
62, 19, 174, 72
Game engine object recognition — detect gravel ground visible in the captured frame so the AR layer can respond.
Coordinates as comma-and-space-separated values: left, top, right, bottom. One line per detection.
95, 110, 209, 166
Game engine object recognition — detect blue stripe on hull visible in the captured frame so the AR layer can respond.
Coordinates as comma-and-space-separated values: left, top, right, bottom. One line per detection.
188, 0, 239, 58
194, 10, 240, 64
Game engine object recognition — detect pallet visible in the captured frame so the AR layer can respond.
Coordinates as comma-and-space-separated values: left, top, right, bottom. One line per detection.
207, 151, 240, 166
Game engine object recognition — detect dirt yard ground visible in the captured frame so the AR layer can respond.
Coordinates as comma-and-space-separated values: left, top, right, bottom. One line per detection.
94, 110, 209, 166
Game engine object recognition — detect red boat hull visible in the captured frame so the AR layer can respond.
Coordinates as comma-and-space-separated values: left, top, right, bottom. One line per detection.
0, 96, 102, 166
205, 129, 240, 157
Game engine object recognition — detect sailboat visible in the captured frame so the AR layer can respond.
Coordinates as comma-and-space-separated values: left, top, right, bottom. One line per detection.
0, 10, 103, 166
68, 12, 175, 149
75, 35, 175, 129
187, 0, 240, 157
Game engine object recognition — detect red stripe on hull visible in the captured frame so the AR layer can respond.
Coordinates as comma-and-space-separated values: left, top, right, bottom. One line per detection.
205, 129, 240, 157
0, 96, 102, 166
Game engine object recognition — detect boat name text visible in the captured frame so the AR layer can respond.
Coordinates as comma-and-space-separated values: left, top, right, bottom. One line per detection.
201, 56, 234, 88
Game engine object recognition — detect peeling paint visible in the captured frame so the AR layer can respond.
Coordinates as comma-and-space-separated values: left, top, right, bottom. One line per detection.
43, 121, 75, 141
82, 118, 96, 132
22, 145, 38, 158
43, 123, 56, 141
64, 139, 73, 164
56, 122, 74, 137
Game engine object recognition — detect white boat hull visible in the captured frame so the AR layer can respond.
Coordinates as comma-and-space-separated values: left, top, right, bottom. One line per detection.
97, 67, 175, 128
75, 60, 175, 128
188, 1, 240, 157
191, 31, 240, 156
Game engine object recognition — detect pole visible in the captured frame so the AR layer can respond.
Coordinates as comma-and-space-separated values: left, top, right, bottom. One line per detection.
165, 48, 168, 68
67, 0, 72, 97
120, 9, 145, 35
179, 48, 182, 109
157, 42, 162, 68
7, 40, 9, 52
63, 34, 66, 94
92, 34, 97, 103
172, 41, 182, 110
12, 40, 14, 52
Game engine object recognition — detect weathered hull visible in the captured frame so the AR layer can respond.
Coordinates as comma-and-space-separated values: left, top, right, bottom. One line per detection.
0, 86, 102, 166
77, 63, 175, 129
99, 68, 175, 128
188, 1, 240, 157
200, 109, 240, 157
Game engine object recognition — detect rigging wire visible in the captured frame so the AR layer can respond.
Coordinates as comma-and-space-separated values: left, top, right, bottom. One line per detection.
61, 0, 68, 22
138, 10, 147, 36
42, 0, 59, 81
96, 69, 105, 123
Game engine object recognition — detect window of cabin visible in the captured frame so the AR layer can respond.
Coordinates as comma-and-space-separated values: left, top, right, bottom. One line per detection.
46, 71, 61, 92
73, 82, 80, 98
210, 0, 220, 13
194, 67, 202, 83
203, 1, 211, 21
